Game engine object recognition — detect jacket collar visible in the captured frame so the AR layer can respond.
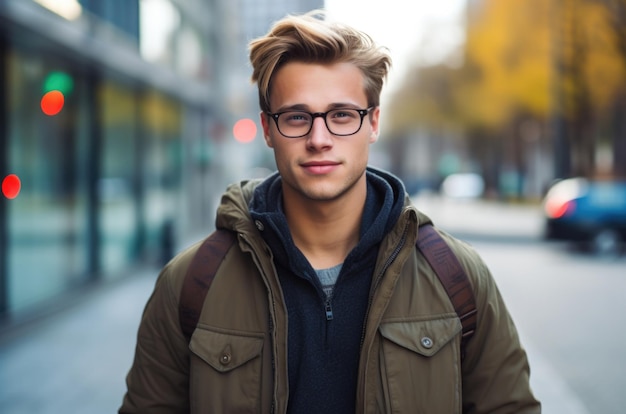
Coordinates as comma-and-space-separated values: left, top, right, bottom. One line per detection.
244, 167, 407, 274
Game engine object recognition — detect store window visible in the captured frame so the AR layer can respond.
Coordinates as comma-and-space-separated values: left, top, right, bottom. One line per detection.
140, 90, 182, 264
6, 50, 89, 313
98, 81, 141, 277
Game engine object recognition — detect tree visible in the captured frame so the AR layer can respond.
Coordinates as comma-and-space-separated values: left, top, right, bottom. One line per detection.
386, 0, 626, 193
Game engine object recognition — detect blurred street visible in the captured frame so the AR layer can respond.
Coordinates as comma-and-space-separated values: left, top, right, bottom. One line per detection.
1, 195, 625, 413
415, 194, 626, 414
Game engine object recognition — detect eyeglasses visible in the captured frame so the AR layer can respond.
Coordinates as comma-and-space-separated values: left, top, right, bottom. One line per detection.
266, 107, 374, 138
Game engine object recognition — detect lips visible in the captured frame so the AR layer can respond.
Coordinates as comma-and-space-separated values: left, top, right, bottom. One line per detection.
301, 161, 340, 175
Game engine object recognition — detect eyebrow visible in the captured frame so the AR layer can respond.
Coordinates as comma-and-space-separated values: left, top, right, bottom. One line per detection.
274, 102, 365, 113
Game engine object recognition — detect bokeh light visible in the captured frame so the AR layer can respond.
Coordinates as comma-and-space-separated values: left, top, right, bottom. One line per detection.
233, 118, 257, 143
43, 71, 74, 95
41, 90, 65, 116
2, 174, 21, 199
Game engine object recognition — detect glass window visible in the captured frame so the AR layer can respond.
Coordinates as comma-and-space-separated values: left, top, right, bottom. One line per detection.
98, 81, 140, 277
140, 90, 182, 264
6, 50, 89, 313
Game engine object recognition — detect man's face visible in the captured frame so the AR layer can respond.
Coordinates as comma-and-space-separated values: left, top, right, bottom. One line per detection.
261, 61, 380, 204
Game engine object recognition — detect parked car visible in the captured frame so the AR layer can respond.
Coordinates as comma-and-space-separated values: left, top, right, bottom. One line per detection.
543, 177, 626, 255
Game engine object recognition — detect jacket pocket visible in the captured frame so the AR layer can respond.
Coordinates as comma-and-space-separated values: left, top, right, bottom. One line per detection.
378, 316, 462, 413
189, 326, 264, 413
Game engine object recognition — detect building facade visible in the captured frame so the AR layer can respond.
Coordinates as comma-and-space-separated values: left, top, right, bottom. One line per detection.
0, 0, 224, 320
0, 0, 323, 324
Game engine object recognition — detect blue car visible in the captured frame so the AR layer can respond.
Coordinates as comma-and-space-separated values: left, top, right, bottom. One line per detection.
543, 177, 626, 255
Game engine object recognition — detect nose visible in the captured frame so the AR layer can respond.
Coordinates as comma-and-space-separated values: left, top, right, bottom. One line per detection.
307, 116, 333, 149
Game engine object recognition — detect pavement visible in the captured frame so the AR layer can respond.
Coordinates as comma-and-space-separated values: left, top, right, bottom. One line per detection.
0, 195, 591, 413
0, 267, 157, 414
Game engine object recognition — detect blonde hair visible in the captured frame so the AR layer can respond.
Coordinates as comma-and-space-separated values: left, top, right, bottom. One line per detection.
249, 10, 392, 113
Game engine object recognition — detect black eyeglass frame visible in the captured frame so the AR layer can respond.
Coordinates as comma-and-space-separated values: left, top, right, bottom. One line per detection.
266, 106, 375, 138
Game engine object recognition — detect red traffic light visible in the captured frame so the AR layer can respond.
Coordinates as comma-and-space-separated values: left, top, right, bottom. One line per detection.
41, 90, 65, 116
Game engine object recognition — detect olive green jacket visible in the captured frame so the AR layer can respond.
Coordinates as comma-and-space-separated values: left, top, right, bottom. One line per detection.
120, 179, 540, 413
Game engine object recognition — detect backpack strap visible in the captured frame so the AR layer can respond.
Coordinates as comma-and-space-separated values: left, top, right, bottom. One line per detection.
416, 223, 477, 358
178, 224, 478, 356
178, 229, 236, 342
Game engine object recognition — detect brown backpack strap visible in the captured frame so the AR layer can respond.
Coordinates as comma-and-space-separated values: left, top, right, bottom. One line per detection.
178, 224, 476, 352
179, 229, 236, 342
416, 224, 477, 358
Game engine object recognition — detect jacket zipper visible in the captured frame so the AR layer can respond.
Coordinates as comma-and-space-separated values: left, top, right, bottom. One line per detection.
325, 298, 334, 320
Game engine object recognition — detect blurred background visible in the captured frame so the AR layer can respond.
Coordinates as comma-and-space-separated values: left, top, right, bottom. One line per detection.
0, 0, 625, 413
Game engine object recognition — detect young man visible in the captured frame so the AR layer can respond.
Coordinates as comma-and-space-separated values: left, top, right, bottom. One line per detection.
120, 11, 541, 413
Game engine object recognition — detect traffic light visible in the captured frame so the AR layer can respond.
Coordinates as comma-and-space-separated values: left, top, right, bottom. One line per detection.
40, 70, 73, 116
43, 70, 74, 95
41, 90, 65, 116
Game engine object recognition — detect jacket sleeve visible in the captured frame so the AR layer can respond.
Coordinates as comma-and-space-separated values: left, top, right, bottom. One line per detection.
452, 240, 541, 414
119, 262, 191, 414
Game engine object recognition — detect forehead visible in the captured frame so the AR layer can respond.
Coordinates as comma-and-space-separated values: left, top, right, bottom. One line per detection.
269, 61, 367, 110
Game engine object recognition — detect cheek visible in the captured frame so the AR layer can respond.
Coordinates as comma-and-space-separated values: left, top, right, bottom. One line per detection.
270, 143, 290, 167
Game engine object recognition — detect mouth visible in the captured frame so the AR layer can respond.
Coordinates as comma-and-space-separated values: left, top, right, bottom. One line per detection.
301, 161, 340, 175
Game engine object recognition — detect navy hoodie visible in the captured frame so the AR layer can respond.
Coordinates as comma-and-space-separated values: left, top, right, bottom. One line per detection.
249, 167, 406, 413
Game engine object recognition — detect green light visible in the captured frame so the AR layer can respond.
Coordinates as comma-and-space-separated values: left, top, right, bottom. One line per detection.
43, 71, 74, 95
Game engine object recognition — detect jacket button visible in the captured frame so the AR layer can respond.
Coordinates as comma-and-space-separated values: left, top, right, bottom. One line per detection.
255, 220, 265, 231
220, 353, 232, 365
421, 337, 433, 349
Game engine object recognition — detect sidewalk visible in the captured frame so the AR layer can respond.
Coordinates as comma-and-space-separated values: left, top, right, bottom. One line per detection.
0, 268, 157, 414
0, 197, 590, 413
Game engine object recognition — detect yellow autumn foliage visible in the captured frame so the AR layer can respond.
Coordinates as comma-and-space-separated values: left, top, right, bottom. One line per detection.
388, 0, 626, 134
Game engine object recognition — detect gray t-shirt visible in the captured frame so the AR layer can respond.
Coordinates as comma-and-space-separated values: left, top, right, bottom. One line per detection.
315, 263, 342, 299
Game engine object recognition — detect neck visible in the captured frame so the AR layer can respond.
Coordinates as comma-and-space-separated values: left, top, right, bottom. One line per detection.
282, 181, 366, 269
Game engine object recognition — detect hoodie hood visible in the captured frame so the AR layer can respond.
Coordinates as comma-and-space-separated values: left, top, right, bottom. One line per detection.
214, 169, 433, 244
214, 178, 262, 234
246, 166, 406, 276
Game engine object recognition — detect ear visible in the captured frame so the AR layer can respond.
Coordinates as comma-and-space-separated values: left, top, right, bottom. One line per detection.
260, 111, 274, 148
369, 106, 381, 143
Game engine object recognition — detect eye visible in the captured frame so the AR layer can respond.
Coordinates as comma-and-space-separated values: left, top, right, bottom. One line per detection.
329, 109, 358, 122
282, 112, 311, 124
